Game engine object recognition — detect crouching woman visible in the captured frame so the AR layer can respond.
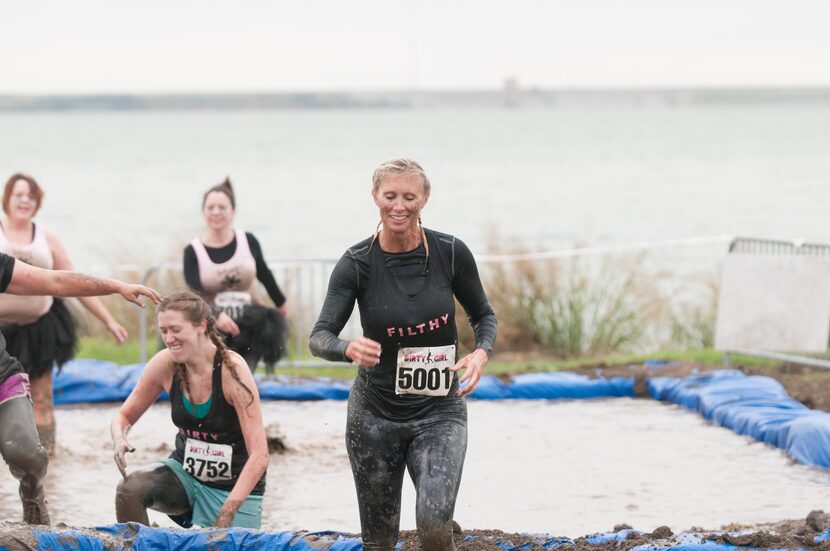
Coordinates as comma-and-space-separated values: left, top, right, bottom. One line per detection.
111, 291, 268, 528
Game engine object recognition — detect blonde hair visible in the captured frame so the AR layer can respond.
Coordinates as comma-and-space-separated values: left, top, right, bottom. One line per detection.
158, 291, 253, 405
371, 158, 431, 196
366, 158, 430, 269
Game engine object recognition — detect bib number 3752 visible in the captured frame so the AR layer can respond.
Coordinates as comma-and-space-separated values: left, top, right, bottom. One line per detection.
395, 345, 456, 396
183, 438, 233, 482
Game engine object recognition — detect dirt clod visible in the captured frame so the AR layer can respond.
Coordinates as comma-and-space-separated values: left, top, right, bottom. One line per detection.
651, 526, 673, 539
807, 510, 830, 532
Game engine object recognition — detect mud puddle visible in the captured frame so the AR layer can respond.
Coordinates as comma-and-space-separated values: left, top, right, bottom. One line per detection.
0, 398, 828, 536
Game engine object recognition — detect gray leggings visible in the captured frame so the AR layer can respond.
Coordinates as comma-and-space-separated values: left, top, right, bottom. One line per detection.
0, 396, 49, 523
115, 463, 190, 525
346, 383, 467, 551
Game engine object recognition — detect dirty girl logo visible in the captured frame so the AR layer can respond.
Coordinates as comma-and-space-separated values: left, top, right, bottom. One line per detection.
395, 344, 456, 397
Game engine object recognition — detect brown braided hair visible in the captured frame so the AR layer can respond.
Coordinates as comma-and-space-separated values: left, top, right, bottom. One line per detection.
158, 291, 255, 406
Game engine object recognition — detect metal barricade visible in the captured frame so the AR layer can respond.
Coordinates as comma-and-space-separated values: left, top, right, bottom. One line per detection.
137, 258, 358, 365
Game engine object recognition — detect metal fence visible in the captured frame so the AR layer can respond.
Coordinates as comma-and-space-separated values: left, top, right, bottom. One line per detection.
128, 234, 736, 365
136, 259, 361, 364
728, 237, 830, 256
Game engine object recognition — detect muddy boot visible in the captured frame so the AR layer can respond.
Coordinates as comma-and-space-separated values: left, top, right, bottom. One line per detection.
36, 421, 56, 455
20, 488, 50, 526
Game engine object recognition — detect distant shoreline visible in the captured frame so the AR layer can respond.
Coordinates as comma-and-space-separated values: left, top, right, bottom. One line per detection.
2, 87, 830, 111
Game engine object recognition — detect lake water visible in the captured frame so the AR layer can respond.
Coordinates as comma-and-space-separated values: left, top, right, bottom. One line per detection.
1, 102, 828, 270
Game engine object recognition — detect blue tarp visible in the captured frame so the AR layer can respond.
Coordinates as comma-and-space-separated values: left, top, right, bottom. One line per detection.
52, 360, 634, 404
4, 525, 806, 551
649, 369, 830, 469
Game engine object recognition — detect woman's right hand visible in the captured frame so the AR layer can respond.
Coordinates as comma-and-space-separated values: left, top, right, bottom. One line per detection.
114, 435, 136, 480
345, 337, 382, 368
215, 312, 240, 336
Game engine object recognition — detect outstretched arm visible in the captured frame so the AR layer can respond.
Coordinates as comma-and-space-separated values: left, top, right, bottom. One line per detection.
5, 260, 161, 306
48, 229, 129, 343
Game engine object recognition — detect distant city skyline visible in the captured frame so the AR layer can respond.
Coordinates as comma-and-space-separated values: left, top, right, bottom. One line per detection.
2, 0, 828, 94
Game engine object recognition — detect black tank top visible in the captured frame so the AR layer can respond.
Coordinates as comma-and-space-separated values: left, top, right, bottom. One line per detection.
169, 352, 266, 494
358, 229, 460, 421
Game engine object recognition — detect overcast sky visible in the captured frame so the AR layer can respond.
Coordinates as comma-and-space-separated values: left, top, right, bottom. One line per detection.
2, 0, 829, 94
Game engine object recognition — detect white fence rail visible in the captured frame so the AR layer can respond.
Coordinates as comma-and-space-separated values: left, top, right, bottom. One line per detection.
120, 234, 735, 365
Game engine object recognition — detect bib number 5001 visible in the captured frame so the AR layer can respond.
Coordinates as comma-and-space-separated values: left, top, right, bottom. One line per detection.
398, 366, 452, 392
395, 344, 455, 396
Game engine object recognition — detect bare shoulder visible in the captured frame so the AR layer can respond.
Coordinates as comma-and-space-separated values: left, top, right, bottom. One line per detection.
222, 350, 259, 402
42, 226, 64, 248
142, 349, 175, 386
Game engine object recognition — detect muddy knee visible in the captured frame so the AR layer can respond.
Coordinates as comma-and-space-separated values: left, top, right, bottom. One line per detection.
6, 440, 48, 486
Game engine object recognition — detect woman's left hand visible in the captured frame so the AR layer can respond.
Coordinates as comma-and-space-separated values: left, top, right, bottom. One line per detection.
214, 506, 236, 528
450, 348, 489, 398
107, 321, 128, 345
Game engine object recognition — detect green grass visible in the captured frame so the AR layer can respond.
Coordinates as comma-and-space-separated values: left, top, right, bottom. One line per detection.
76, 337, 159, 365
76, 338, 777, 379
487, 349, 778, 374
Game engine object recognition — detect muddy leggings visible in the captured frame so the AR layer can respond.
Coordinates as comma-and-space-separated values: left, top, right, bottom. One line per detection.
0, 396, 50, 524
346, 382, 468, 551
116, 462, 190, 525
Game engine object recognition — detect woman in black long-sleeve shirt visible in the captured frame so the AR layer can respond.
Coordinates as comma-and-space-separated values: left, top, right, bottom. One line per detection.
183, 178, 287, 373
309, 158, 496, 551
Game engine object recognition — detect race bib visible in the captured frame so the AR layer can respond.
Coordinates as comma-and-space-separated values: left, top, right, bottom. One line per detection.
183, 438, 233, 482
215, 291, 252, 321
395, 345, 456, 396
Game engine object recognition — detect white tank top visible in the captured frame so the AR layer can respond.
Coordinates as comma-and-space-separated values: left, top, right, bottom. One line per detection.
190, 229, 257, 308
0, 223, 55, 325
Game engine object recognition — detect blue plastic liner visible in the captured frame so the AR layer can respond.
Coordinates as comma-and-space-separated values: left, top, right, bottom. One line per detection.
649, 369, 830, 469
11, 526, 808, 551
51, 360, 634, 404
23, 525, 364, 551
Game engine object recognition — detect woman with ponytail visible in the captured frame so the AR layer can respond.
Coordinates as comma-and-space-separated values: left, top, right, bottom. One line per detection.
183, 177, 287, 374
309, 158, 497, 551
111, 291, 268, 529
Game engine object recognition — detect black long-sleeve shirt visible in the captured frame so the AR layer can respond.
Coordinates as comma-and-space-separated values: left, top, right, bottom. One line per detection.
309, 231, 496, 362
183, 232, 286, 307
0, 253, 25, 383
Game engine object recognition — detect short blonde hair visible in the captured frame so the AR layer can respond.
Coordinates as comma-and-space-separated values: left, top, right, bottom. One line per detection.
371, 158, 431, 196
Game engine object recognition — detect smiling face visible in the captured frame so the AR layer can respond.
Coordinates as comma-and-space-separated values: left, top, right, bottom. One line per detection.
158, 309, 207, 363
372, 172, 429, 238
4, 178, 40, 221
202, 190, 235, 232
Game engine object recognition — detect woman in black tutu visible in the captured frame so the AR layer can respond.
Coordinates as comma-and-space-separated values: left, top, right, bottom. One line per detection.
0, 173, 131, 452
183, 177, 287, 374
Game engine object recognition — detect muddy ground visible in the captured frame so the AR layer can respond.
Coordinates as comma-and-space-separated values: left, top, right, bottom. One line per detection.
2, 513, 830, 551
3, 359, 830, 550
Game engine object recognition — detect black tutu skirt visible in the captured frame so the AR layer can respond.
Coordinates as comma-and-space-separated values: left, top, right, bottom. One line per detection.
0, 298, 78, 378
226, 304, 287, 373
